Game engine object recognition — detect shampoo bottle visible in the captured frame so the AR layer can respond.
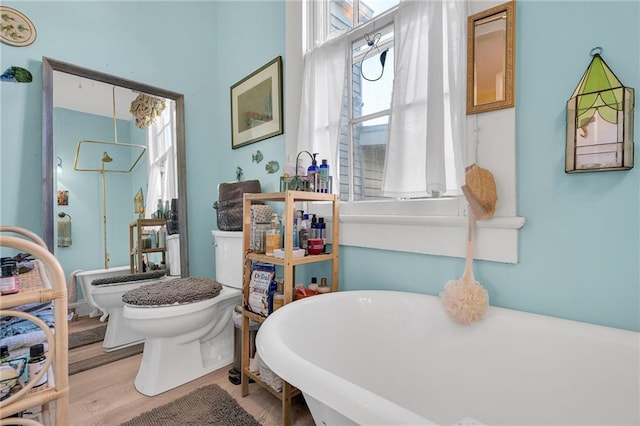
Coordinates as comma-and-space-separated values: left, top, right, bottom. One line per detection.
307, 153, 319, 192
310, 215, 319, 239
319, 217, 327, 247
319, 159, 330, 193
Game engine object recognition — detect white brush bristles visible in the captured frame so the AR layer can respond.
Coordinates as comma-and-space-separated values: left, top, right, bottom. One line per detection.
440, 278, 489, 325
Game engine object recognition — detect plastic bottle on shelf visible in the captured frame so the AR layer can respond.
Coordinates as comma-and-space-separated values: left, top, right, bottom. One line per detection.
319, 159, 330, 193
308, 277, 318, 292
319, 217, 327, 246
310, 215, 319, 239
292, 217, 299, 249
298, 214, 310, 255
307, 153, 319, 192
272, 279, 285, 312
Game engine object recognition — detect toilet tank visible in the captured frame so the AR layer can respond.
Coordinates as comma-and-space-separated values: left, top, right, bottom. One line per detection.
211, 230, 243, 289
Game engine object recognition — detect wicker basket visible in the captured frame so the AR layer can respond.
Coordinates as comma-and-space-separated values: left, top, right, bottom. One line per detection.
213, 179, 261, 231
213, 199, 243, 231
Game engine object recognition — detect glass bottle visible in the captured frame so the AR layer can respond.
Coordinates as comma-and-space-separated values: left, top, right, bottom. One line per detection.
156, 199, 164, 219
28, 343, 47, 389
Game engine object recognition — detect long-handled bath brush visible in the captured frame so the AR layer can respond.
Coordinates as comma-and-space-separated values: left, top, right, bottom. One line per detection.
440, 164, 495, 325
440, 212, 488, 325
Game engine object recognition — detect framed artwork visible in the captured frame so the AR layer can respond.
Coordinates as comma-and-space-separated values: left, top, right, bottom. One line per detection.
57, 190, 68, 206
230, 56, 283, 149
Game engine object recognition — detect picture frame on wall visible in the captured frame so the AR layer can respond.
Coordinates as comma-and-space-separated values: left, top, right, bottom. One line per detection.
230, 56, 283, 149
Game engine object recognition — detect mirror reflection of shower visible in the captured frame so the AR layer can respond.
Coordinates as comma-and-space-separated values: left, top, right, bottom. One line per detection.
101, 151, 112, 269
72, 84, 147, 270
47, 62, 188, 277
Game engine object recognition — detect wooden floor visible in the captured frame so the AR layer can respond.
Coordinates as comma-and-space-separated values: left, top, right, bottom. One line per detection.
68, 317, 314, 425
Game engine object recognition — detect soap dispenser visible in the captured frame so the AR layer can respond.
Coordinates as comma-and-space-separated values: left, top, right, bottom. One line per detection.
307, 153, 319, 192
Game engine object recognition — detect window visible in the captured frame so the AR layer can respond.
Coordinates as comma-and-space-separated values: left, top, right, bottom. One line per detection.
145, 101, 177, 217
290, 1, 524, 264
307, 0, 460, 203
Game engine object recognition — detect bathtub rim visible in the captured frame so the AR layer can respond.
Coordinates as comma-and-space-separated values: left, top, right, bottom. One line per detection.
257, 289, 640, 426
256, 290, 435, 425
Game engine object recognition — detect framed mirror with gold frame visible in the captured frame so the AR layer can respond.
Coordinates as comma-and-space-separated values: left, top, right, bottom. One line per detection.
467, 1, 515, 115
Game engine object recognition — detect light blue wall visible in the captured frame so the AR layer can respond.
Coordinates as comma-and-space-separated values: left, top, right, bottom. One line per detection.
336, 1, 640, 331
0, 1, 637, 331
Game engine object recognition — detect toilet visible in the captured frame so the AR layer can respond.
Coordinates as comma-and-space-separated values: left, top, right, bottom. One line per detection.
122, 230, 243, 396
77, 266, 174, 351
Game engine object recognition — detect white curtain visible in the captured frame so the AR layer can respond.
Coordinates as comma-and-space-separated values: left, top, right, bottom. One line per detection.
145, 104, 177, 217
382, 0, 467, 198
145, 153, 163, 218
296, 36, 348, 185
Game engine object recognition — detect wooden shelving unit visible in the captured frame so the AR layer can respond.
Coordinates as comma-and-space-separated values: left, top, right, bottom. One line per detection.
129, 218, 167, 273
240, 191, 339, 426
0, 226, 69, 425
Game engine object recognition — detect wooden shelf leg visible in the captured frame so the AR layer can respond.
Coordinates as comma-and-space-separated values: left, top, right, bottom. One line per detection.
282, 381, 292, 426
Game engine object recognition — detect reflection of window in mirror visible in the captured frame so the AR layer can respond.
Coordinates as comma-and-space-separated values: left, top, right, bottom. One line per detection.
467, 1, 515, 115
474, 11, 506, 105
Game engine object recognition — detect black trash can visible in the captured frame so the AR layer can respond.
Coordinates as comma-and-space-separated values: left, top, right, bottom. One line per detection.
229, 304, 259, 385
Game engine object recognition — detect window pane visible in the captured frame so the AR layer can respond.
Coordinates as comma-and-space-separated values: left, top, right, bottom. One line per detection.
330, 1, 354, 34
342, 116, 389, 201
353, 46, 393, 120
359, 0, 399, 24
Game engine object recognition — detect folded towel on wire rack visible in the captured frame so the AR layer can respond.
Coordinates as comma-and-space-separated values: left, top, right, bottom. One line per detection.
57, 219, 71, 247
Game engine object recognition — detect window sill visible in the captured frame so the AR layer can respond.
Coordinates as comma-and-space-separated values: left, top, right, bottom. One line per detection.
311, 203, 525, 263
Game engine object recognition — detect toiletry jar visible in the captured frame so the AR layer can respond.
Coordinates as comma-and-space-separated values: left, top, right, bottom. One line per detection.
308, 238, 324, 255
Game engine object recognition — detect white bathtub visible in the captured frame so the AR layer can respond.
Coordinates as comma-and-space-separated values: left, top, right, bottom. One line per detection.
257, 290, 640, 425
76, 265, 130, 317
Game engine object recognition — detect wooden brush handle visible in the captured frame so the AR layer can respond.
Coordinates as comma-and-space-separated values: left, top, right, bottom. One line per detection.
462, 213, 475, 282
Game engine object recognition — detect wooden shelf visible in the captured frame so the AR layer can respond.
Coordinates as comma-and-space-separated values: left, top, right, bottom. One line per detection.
243, 309, 267, 324
129, 218, 167, 273
240, 190, 339, 426
243, 368, 301, 400
246, 251, 335, 266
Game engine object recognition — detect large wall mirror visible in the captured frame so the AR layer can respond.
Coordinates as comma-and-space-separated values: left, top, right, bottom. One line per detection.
467, 0, 515, 114
42, 57, 189, 278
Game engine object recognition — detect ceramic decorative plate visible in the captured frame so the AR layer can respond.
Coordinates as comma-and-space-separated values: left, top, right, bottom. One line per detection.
0, 6, 36, 47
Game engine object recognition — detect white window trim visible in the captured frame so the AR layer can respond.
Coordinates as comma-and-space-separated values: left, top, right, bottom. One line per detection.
286, 1, 525, 264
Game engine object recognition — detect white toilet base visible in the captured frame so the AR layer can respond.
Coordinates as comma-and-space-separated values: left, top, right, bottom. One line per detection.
92, 277, 174, 351
102, 307, 144, 351
133, 318, 234, 396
